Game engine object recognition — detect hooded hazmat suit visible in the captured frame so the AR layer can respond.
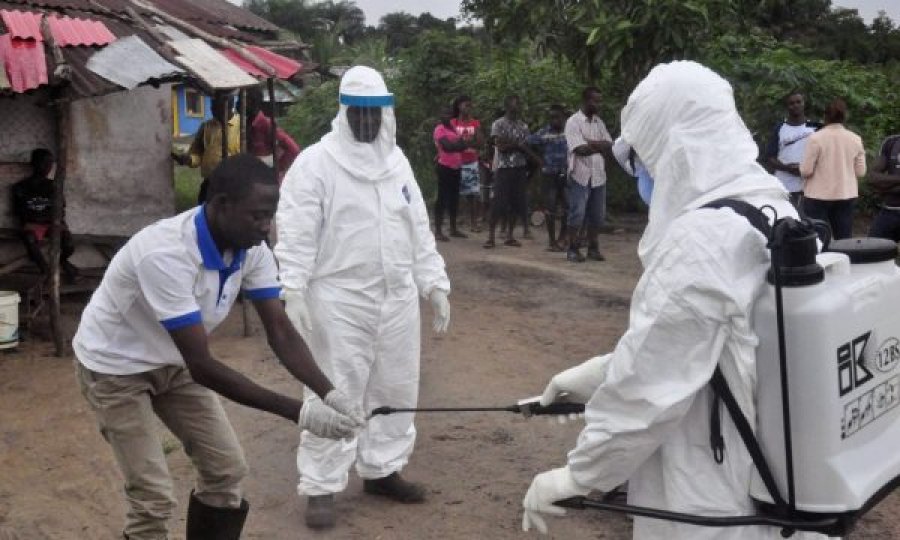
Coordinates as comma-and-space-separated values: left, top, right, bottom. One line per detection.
522, 62, 828, 540
275, 67, 450, 496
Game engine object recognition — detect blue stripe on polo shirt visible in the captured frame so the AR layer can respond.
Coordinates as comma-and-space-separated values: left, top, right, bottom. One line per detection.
160, 311, 202, 331
244, 286, 282, 301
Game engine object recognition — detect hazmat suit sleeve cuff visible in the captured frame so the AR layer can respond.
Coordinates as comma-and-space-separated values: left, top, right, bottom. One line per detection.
421, 281, 450, 299
559, 465, 592, 497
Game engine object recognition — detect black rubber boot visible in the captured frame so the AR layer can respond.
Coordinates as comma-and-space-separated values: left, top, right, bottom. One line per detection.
304, 494, 336, 529
363, 472, 426, 503
186, 491, 249, 540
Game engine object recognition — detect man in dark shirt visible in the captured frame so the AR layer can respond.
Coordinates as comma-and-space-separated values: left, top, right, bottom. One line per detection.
868, 134, 900, 241
10, 148, 77, 279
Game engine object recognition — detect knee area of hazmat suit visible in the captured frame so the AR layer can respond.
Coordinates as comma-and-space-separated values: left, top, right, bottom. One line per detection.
545, 62, 826, 540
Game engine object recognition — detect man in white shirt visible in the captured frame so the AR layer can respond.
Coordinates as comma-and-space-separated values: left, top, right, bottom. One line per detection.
73, 154, 364, 540
765, 91, 820, 207
565, 86, 613, 262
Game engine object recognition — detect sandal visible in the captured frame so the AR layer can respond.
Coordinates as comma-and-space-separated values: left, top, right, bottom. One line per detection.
504, 238, 522, 247
450, 230, 469, 239
435, 232, 450, 242
483, 239, 496, 249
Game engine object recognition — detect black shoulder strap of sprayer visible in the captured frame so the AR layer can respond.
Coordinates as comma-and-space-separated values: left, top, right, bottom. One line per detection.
700, 199, 790, 513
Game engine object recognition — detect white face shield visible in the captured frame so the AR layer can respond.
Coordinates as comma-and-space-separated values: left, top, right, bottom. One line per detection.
322, 66, 404, 182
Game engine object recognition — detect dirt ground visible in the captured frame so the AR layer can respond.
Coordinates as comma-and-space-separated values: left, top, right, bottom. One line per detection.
1, 217, 899, 539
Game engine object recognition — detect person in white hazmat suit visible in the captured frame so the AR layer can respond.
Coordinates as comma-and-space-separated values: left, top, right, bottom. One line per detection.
274, 66, 451, 530
521, 61, 829, 540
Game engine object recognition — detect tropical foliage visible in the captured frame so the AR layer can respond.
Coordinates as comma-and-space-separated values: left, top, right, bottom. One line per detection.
253, 0, 900, 212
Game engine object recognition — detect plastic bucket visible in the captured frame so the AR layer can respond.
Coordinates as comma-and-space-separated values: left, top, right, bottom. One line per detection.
0, 291, 21, 350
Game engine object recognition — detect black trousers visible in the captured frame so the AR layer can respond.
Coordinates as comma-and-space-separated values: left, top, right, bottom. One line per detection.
492, 167, 528, 226
434, 164, 461, 230
802, 197, 855, 240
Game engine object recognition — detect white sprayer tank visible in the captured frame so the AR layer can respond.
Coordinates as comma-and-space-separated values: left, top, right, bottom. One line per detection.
751, 237, 900, 512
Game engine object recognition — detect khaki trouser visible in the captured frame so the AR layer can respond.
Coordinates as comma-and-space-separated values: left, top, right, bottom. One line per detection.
76, 362, 248, 540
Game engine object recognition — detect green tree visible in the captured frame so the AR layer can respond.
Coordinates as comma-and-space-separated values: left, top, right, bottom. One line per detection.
378, 12, 421, 54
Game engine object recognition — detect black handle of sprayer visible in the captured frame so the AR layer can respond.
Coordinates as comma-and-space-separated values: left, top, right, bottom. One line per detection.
554, 496, 587, 509
527, 402, 585, 416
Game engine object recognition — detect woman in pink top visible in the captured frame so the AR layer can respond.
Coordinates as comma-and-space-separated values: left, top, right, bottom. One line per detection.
433, 105, 473, 241
451, 95, 485, 232
800, 99, 866, 239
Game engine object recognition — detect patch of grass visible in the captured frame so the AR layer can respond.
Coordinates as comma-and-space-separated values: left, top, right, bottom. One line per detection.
174, 166, 201, 212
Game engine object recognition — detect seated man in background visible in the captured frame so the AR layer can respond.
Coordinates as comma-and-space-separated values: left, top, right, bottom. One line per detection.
10, 148, 78, 281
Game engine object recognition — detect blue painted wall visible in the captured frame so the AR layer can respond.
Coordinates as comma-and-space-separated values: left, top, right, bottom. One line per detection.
173, 85, 213, 137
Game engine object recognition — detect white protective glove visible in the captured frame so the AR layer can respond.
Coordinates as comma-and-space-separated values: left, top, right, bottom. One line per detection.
522, 466, 590, 534
540, 354, 611, 406
323, 389, 367, 427
429, 289, 450, 333
297, 391, 364, 440
283, 288, 312, 336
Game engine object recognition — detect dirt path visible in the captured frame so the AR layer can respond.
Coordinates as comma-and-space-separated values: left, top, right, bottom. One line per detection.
1, 221, 898, 539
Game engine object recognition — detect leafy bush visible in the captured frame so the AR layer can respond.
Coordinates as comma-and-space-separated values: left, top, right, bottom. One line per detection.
701, 32, 900, 213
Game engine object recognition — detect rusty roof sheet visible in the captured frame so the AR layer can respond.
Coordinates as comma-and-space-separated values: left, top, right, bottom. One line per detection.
0, 33, 47, 91
144, 0, 277, 33
170, 38, 257, 90
86, 34, 180, 89
48, 14, 116, 46
0, 0, 278, 33
1, 9, 41, 39
220, 45, 301, 80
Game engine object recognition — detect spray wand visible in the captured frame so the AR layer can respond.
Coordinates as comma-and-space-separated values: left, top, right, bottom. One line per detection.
370, 398, 584, 418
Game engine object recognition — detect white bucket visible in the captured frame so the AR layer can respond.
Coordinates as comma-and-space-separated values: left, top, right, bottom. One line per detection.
0, 291, 21, 350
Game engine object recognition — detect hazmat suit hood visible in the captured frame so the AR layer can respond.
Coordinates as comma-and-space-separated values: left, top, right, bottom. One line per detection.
620, 61, 787, 264
320, 66, 406, 183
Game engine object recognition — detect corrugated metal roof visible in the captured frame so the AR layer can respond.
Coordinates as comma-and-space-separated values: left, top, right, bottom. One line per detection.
0, 33, 47, 91
245, 45, 300, 79
1, 9, 42, 40
154, 23, 189, 42
48, 14, 116, 46
218, 47, 265, 78
170, 38, 257, 90
86, 34, 180, 89
145, 0, 278, 33
219, 45, 302, 80
1, 0, 278, 34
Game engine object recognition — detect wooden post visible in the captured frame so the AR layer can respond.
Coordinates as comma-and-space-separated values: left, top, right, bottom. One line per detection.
220, 93, 229, 162
267, 78, 279, 180
238, 88, 251, 338
42, 16, 70, 356
50, 102, 68, 356
239, 89, 248, 153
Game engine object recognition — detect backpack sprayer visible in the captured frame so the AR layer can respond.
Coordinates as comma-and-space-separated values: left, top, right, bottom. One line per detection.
374, 201, 900, 537
558, 201, 900, 537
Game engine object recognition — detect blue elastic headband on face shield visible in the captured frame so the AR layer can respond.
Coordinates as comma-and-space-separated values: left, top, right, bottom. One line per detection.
339, 94, 395, 107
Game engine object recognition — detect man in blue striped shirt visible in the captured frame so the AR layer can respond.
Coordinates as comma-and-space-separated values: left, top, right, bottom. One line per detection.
528, 105, 569, 251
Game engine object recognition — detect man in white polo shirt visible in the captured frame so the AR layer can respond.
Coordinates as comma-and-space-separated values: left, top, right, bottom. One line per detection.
565, 86, 613, 263
73, 155, 364, 540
